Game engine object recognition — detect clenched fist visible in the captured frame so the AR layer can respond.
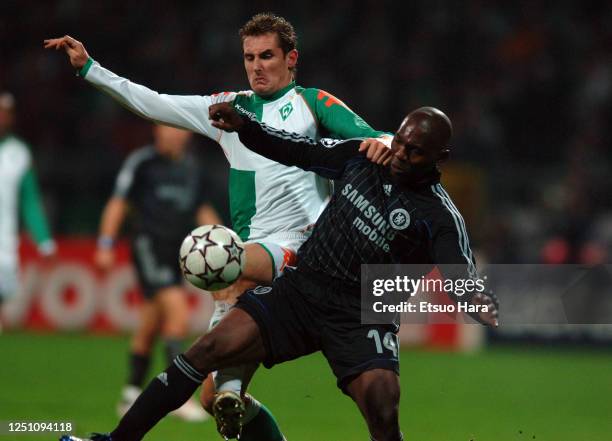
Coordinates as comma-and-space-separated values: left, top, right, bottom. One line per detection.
209, 102, 246, 132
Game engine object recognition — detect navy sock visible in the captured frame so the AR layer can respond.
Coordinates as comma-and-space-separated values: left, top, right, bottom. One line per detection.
111, 355, 204, 441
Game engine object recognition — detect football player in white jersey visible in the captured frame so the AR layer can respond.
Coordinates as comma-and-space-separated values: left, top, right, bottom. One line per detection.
45, 13, 392, 440
0, 92, 56, 331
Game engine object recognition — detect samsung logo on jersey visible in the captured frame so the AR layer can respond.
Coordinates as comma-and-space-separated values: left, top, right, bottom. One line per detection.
341, 183, 392, 235
341, 183, 401, 253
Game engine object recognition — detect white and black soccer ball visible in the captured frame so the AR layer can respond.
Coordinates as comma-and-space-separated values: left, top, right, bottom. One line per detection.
179, 225, 246, 291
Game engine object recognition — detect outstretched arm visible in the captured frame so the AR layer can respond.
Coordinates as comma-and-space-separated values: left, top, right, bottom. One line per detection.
209, 102, 377, 179
44, 36, 222, 137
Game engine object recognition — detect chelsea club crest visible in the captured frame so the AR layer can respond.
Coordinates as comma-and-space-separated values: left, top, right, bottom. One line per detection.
389, 208, 410, 230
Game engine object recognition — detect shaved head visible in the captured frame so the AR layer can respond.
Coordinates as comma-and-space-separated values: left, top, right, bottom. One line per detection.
398, 107, 452, 154
389, 106, 452, 187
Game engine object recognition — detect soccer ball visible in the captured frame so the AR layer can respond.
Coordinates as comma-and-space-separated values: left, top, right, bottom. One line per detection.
179, 225, 246, 291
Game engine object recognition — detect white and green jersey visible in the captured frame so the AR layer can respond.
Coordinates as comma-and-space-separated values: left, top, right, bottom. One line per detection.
80, 59, 389, 241
0, 135, 55, 296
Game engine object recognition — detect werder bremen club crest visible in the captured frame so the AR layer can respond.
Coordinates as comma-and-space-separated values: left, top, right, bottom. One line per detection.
279, 102, 293, 121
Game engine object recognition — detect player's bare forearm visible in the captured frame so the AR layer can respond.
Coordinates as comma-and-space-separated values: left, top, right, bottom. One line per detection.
98, 197, 128, 239
95, 197, 128, 270
43, 35, 89, 70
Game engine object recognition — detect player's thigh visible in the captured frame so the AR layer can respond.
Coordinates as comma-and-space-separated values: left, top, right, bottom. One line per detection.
234, 272, 321, 368
322, 321, 400, 393
241, 238, 300, 283
241, 243, 274, 283
185, 307, 266, 372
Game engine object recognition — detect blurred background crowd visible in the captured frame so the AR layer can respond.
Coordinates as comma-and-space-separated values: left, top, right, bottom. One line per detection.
1, 0, 611, 264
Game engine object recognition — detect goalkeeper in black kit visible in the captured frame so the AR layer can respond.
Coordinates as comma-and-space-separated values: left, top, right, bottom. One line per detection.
74, 104, 498, 441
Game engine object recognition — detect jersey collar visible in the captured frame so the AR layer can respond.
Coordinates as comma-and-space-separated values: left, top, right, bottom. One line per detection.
253, 81, 296, 103
382, 164, 441, 191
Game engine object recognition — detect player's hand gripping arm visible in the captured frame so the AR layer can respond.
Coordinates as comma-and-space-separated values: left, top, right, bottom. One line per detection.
210, 102, 365, 179
358, 138, 393, 166
43, 36, 214, 135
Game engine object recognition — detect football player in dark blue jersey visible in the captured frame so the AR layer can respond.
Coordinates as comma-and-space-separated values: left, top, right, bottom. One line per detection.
69, 106, 497, 441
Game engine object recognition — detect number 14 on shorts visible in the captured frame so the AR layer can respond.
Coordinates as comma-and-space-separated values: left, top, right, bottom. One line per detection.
367, 329, 399, 358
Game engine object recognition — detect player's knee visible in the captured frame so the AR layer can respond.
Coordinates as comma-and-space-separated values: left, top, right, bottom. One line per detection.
186, 332, 222, 372
132, 329, 158, 353
161, 318, 188, 338
352, 370, 400, 437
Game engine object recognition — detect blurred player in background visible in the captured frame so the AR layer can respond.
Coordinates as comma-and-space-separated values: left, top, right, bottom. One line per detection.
0, 92, 56, 331
95, 124, 221, 422
46, 12, 390, 440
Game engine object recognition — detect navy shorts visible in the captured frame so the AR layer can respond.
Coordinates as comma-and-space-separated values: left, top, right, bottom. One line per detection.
131, 234, 183, 299
235, 267, 399, 392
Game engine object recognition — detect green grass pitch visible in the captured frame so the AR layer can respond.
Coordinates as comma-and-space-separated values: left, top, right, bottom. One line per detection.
1, 333, 611, 440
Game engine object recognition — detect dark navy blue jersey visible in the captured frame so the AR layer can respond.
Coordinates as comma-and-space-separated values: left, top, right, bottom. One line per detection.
113, 146, 212, 241
235, 117, 477, 293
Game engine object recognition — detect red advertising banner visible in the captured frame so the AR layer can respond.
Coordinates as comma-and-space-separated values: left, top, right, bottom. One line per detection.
2, 237, 214, 333
3, 237, 481, 350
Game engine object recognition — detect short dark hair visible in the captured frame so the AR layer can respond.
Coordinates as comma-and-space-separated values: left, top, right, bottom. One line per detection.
239, 13, 298, 55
